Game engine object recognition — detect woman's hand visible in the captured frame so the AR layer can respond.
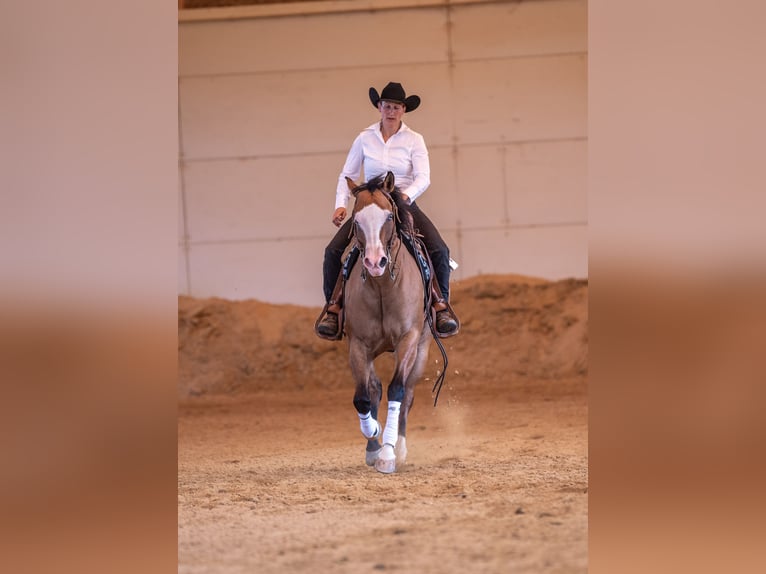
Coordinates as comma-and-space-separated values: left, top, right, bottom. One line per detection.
332, 207, 347, 227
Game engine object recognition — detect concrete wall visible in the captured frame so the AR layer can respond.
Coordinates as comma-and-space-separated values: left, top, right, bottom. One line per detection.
178, 0, 587, 306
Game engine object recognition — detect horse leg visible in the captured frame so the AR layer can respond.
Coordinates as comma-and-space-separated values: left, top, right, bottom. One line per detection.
364, 374, 383, 466
375, 330, 421, 474
395, 332, 431, 467
349, 341, 382, 466
395, 390, 412, 467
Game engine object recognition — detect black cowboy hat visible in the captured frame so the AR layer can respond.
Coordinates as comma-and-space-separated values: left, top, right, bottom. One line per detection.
369, 82, 421, 113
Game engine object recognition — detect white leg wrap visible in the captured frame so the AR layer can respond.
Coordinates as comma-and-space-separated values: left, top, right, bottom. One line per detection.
382, 401, 401, 447
358, 411, 380, 439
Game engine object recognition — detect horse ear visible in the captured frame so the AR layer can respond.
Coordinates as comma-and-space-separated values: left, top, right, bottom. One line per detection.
345, 176, 357, 192
383, 171, 395, 193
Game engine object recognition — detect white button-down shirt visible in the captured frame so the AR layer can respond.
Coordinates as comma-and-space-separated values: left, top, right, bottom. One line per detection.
335, 121, 431, 210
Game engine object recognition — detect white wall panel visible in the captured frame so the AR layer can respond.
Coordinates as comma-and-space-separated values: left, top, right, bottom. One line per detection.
454, 144, 508, 228
451, 0, 587, 60
460, 225, 587, 279
180, 71, 364, 160
180, 63, 453, 160
451, 140, 586, 229
187, 238, 326, 305
183, 153, 346, 242
505, 139, 587, 225
452, 54, 587, 144
179, 8, 448, 77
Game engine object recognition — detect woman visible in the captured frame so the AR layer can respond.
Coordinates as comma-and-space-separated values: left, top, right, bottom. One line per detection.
316, 81, 459, 338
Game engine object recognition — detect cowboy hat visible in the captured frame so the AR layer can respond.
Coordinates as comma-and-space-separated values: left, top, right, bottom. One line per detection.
369, 82, 421, 113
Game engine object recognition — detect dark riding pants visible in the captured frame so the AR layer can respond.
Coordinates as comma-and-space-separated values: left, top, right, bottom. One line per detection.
322, 200, 452, 303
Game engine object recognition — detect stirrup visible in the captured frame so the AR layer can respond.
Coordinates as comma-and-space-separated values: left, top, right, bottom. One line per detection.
315, 262, 347, 341
315, 304, 343, 341
431, 300, 460, 338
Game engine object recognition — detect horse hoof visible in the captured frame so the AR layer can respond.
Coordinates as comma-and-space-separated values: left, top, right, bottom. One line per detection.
375, 457, 396, 474
365, 447, 382, 466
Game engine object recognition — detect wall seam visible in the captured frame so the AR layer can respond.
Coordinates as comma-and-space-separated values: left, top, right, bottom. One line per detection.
178, 51, 588, 80
178, 79, 193, 295
182, 221, 588, 247
179, 136, 588, 164
443, 2, 465, 280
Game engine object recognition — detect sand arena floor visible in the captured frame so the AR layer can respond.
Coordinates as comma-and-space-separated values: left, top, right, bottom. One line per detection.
178, 275, 588, 573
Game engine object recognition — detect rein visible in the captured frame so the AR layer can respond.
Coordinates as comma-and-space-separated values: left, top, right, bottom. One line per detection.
427, 309, 449, 406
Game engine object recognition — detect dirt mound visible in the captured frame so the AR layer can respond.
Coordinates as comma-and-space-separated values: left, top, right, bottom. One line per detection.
178, 274, 587, 399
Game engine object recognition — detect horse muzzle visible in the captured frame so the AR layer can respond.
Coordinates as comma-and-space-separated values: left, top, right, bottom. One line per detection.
363, 253, 388, 276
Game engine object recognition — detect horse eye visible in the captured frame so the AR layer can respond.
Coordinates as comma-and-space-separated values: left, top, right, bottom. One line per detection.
387, 213, 393, 221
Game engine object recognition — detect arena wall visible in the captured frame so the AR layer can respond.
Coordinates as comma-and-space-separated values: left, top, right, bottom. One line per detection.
178, 0, 587, 305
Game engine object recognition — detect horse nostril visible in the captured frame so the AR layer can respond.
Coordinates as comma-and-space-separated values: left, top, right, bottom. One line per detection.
379, 257, 387, 268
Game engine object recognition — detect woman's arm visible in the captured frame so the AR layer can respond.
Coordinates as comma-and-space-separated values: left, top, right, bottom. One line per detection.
335, 135, 364, 210
400, 133, 430, 203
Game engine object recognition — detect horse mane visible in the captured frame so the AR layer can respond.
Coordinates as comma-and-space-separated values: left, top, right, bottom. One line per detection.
352, 173, 387, 194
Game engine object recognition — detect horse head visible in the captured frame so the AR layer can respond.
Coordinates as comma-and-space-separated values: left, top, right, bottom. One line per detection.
348, 171, 397, 278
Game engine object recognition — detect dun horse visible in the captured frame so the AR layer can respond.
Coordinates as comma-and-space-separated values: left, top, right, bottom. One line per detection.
342, 171, 435, 474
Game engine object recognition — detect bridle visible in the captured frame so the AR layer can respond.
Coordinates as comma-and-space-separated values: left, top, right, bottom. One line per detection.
350, 184, 403, 281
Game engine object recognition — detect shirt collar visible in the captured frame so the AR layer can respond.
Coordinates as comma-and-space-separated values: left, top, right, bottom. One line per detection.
369, 121, 410, 138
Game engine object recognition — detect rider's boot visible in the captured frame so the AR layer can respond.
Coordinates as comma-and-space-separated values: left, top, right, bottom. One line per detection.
316, 272, 344, 339
431, 281, 459, 337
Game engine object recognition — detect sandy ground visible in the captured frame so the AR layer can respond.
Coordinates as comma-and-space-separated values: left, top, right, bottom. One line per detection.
178, 275, 588, 573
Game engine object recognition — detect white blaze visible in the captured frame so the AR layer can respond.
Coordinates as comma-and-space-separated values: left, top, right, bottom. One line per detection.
355, 204, 390, 276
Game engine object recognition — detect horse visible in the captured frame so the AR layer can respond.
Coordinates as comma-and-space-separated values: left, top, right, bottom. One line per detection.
342, 171, 436, 474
